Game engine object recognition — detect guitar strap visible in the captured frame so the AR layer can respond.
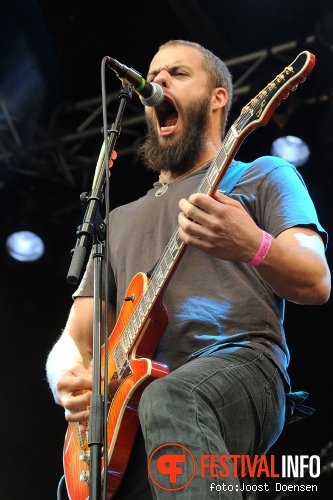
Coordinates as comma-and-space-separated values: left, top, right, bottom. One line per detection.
217, 160, 250, 195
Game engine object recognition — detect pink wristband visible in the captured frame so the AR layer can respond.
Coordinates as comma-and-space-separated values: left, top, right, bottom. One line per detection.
247, 231, 272, 266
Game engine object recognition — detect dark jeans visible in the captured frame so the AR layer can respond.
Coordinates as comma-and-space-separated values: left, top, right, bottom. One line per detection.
114, 346, 286, 499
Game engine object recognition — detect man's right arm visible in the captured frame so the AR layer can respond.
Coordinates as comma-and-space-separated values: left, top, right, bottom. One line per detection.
46, 296, 116, 429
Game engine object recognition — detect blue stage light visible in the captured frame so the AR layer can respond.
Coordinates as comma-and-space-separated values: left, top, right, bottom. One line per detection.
6, 231, 45, 262
271, 136, 310, 167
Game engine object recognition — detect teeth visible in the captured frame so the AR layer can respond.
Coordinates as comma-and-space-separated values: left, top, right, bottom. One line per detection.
161, 125, 175, 132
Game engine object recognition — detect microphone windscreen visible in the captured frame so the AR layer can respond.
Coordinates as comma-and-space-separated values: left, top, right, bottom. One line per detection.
140, 83, 164, 107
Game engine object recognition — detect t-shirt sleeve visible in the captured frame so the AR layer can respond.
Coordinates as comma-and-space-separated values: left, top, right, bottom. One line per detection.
72, 251, 117, 306
254, 160, 328, 248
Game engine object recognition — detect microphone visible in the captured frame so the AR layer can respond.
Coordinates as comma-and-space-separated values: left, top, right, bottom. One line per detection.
105, 57, 164, 107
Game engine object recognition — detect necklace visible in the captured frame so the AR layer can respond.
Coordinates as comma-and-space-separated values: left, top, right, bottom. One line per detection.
155, 157, 215, 197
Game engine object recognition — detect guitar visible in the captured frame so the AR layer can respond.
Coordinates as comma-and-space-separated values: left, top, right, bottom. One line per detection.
63, 50, 315, 499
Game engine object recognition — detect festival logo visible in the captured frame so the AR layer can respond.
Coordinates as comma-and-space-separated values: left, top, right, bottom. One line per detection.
148, 443, 196, 491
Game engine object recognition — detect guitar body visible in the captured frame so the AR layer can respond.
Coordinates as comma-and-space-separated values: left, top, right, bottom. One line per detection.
63, 272, 169, 500
62, 50, 316, 499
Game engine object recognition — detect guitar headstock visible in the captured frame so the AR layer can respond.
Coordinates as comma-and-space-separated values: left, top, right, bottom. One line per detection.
233, 51, 316, 136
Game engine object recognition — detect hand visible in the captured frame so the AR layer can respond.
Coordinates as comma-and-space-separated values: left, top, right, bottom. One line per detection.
57, 364, 92, 433
109, 149, 117, 176
178, 191, 263, 262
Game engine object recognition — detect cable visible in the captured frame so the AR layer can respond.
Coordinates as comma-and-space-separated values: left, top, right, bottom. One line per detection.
56, 475, 66, 500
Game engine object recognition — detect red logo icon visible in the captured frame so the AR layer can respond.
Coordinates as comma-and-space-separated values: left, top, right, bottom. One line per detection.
148, 443, 196, 491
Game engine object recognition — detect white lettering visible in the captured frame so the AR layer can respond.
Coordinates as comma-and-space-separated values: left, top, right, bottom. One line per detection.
281, 455, 321, 478
309, 455, 320, 478
276, 483, 318, 492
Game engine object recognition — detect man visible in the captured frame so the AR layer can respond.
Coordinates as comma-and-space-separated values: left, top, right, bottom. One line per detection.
46, 40, 330, 499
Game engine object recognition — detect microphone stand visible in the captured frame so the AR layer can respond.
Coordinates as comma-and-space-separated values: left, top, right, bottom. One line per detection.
67, 79, 133, 500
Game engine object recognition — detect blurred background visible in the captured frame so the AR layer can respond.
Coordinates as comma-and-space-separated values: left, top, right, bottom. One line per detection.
1, 0, 332, 498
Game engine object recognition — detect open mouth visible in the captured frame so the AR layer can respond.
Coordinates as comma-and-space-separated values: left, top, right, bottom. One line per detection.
155, 97, 178, 133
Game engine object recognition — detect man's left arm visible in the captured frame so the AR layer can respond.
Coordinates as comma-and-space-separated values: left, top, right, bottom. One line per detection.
254, 226, 330, 305
178, 191, 331, 305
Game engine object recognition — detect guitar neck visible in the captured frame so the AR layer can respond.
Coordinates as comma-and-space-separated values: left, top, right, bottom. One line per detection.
118, 50, 315, 354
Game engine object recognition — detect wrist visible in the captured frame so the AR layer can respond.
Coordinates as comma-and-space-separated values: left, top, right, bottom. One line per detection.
46, 335, 84, 403
247, 231, 272, 266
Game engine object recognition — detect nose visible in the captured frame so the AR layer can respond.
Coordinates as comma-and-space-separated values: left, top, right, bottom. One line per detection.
153, 69, 170, 88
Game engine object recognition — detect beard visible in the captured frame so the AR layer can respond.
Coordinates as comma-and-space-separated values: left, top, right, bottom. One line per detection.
138, 92, 211, 175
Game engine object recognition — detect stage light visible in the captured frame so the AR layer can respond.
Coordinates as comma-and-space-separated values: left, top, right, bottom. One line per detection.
271, 135, 310, 167
6, 231, 45, 262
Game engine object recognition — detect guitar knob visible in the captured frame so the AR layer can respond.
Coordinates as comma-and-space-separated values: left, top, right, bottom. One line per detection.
79, 450, 90, 464
80, 470, 90, 484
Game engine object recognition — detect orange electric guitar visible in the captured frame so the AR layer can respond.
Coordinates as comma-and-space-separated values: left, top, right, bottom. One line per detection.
63, 50, 315, 499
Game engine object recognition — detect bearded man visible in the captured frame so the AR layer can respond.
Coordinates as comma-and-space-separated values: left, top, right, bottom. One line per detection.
46, 40, 330, 499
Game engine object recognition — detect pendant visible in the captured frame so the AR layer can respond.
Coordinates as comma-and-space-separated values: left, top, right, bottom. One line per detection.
155, 184, 169, 197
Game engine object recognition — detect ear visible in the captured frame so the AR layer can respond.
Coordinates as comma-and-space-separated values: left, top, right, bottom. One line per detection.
211, 87, 228, 111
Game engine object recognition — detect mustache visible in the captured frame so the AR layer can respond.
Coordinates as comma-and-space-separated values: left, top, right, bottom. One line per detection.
138, 93, 211, 175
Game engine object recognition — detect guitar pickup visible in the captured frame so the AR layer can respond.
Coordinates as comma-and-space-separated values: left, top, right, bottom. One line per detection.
80, 470, 90, 484
79, 450, 90, 464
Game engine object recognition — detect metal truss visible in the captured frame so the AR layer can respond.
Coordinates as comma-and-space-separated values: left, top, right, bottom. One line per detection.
0, 35, 317, 188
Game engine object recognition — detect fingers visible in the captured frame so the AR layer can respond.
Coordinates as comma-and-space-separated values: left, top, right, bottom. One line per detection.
178, 194, 223, 231
61, 389, 91, 413
57, 365, 93, 392
108, 149, 118, 174
178, 191, 243, 231
56, 365, 93, 431
178, 212, 206, 240
62, 391, 91, 434
177, 192, 246, 257
178, 192, 224, 222
64, 407, 90, 434
63, 398, 90, 426
212, 190, 231, 203
178, 190, 264, 262
61, 390, 91, 412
